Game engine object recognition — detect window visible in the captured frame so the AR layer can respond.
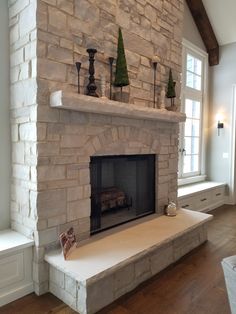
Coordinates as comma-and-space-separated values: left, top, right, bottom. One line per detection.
179, 40, 208, 184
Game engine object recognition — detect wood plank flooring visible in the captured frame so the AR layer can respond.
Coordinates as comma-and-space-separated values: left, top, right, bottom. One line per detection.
1, 205, 235, 314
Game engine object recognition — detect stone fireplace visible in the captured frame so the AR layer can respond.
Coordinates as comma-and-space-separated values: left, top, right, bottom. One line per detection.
8, 0, 185, 295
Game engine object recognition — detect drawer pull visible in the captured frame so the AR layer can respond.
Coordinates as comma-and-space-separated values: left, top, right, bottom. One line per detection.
216, 193, 221, 196
182, 204, 189, 208
201, 198, 207, 202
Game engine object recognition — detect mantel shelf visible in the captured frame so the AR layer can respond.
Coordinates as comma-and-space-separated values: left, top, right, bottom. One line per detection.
50, 91, 186, 123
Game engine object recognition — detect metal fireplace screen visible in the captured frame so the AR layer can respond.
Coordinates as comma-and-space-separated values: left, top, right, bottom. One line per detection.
90, 154, 155, 234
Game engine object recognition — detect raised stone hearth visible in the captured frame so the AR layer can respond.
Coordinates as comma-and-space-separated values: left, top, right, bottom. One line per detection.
45, 209, 212, 314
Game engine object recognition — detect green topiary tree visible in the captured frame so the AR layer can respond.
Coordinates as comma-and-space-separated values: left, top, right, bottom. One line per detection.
114, 28, 129, 100
166, 69, 176, 106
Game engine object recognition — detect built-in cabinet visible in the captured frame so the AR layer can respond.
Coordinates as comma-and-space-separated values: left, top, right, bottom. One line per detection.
0, 230, 34, 306
178, 182, 226, 212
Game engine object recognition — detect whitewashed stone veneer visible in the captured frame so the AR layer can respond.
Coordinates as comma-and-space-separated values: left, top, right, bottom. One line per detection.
8, 0, 185, 296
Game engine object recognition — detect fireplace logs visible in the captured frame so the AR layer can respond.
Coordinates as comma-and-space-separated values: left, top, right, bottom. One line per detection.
94, 187, 131, 212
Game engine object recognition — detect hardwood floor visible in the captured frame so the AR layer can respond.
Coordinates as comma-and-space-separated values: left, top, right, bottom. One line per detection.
1, 205, 235, 314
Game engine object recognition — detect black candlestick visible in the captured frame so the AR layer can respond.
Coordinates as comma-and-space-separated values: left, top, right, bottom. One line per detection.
108, 57, 114, 100
86, 48, 98, 97
75, 62, 81, 94
153, 61, 158, 108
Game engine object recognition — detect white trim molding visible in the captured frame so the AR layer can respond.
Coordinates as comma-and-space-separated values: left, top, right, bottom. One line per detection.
228, 85, 236, 204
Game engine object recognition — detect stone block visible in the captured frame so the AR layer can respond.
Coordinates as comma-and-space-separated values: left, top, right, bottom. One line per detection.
19, 122, 37, 141
150, 244, 173, 275
19, 2, 37, 37
37, 58, 67, 82
48, 214, 67, 228
50, 266, 65, 289
61, 134, 89, 148
37, 142, 60, 156
37, 165, 66, 182
11, 79, 37, 108
79, 168, 90, 185
87, 275, 114, 314
134, 257, 151, 285
37, 189, 66, 218
48, 45, 73, 64
48, 7, 67, 30
33, 260, 49, 283
34, 227, 58, 246
67, 199, 91, 221
173, 228, 201, 261
123, 30, 154, 58
10, 48, 24, 67
65, 274, 77, 298
67, 186, 83, 202
114, 264, 135, 298
9, 0, 30, 18
12, 142, 24, 163
25, 41, 37, 61
12, 164, 30, 181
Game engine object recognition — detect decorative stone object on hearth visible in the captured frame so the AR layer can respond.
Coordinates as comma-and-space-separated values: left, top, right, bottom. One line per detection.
114, 28, 130, 103
75, 62, 81, 94
152, 55, 159, 108
86, 48, 99, 97
59, 227, 77, 260
108, 57, 114, 100
165, 201, 177, 216
166, 68, 177, 111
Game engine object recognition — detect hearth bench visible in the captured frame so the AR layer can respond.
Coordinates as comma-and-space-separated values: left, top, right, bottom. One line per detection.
45, 209, 212, 314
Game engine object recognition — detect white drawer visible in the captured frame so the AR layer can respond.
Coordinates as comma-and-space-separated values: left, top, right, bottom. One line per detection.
194, 191, 212, 210
178, 196, 198, 211
212, 186, 225, 203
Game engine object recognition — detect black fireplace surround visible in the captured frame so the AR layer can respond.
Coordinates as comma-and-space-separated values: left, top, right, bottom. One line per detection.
90, 154, 155, 234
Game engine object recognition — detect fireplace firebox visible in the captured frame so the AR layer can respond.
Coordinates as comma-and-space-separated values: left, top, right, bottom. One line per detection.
90, 154, 155, 234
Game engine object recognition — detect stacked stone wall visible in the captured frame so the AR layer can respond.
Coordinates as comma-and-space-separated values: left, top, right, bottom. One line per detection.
9, 0, 184, 294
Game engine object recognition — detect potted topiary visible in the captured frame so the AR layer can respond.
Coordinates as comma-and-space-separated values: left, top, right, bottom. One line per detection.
166, 69, 177, 111
113, 28, 130, 103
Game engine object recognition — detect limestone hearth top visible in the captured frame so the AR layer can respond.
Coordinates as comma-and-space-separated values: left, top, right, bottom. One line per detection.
50, 91, 186, 123
45, 209, 212, 283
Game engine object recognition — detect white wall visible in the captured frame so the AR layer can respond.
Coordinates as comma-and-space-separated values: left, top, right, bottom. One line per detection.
0, 0, 10, 229
183, 1, 206, 52
207, 43, 236, 202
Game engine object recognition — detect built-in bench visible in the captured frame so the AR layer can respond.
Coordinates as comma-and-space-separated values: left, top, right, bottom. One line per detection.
45, 209, 212, 314
0, 229, 34, 306
178, 181, 226, 212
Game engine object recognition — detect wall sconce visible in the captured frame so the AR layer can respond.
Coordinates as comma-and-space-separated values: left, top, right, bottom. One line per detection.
216, 113, 224, 136
217, 120, 224, 136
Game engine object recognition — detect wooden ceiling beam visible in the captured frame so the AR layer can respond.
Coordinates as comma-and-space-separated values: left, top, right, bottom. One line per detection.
186, 0, 219, 66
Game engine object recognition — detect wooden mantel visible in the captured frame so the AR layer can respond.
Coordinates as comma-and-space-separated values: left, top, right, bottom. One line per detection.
50, 91, 186, 123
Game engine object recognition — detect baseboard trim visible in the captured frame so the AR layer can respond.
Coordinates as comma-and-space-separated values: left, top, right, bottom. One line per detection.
0, 282, 34, 307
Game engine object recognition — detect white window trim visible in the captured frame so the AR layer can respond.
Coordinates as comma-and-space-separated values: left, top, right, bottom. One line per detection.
178, 39, 209, 186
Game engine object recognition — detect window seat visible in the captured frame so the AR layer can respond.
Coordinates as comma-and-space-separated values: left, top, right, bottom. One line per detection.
178, 181, 226, 212
0, 229, 34, 306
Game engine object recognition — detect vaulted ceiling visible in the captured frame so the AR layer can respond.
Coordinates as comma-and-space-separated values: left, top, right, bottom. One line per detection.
202, 0, 236, 46
186, 0, 236, 66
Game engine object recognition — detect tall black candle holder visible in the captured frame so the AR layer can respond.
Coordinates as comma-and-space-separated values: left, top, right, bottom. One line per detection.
75, 62, 81, 94
108, 57, 114, 100
152, 61, 158, 108
86, 48, 98, 97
